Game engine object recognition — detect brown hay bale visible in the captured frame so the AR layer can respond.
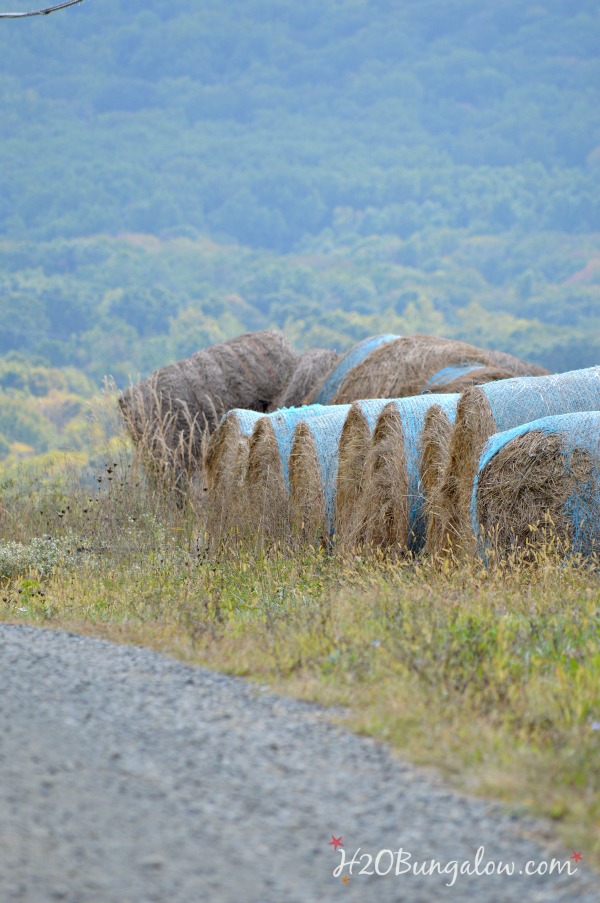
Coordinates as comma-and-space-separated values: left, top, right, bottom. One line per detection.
119, 329, 297, 485
421, 405, 457, 556
360, 404, 409, 553
332, 335, 515, 403
203, 409, 263, 541
358, 394, 460, 555
269, 349, 340, 411
288, 406, 352, 545
435, 366, 600, 558
244, 418, 290, 544
305, 334, 400, 405
473, 413, 599, 560
240, 405, 333, 546
335, 399, 395, 548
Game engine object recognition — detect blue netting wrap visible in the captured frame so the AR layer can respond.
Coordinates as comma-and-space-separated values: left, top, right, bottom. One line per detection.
479, 366, 600, 432
260, 404, 331, 490
472, 411, 600, 557
311, 335, 400, 404
422, 362, 487, 391
222, 409, 264, 436
382, 393, 460, 552
352, 398, 400, 431
297, 405, 353, 532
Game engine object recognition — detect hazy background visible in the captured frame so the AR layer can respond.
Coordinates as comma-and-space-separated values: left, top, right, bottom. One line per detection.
0, 0, 598, 462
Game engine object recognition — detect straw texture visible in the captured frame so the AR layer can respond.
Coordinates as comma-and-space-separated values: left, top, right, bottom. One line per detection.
307, 335, 399, 404
472, 412, 600, 560
244, 404, 331, 543
335, 398, 398, 548
359, 394, 460, 554
119, 330, 298, 480
333, 335, 549, 404
270, 349, 340, 410
435, 366, 600, 556
288, 405, 352, 543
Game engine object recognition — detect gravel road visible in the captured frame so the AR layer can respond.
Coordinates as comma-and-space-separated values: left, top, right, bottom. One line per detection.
0, 624, 597, 903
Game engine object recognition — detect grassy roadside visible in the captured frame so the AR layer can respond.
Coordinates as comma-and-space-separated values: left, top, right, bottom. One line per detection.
0, 457, 599, 865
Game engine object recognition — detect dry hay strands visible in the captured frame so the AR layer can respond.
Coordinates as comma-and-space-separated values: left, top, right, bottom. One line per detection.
421, 363, 516, 394
119, 329, 297, 479
436, 365, 600, 558
360, 394, 460, 556
269, 349, 340, 410
243, 404, 331, 545
332, 335, 547, 404
335, 398, 399, 549
421, 402, 461, 556
203, 408, 265, 542
288, 405, 352, 545
473, 412, 600, 563
306, 334, 399, 405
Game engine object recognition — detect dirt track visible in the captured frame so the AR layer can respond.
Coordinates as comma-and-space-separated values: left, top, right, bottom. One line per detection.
0, 624, 597, 902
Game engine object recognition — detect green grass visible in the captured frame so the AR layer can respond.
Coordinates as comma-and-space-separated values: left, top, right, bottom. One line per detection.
1, 453, 599, 864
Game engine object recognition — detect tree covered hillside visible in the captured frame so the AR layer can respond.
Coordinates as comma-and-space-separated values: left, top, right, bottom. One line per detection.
0, 0, 598, 463
0, 0, 598, 246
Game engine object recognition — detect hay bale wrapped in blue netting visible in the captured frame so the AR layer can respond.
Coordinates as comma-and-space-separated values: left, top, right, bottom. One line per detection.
472, 411, 600, 561
288, 405, 353, 543
434, 366, 600, 556
420, 402, 462, 554
335, 398, 400, 547
357, 394, 461, 554
331, 335, 548, 404
243, 404, 333, 542
204, 409, 266, 539
306, 335, 400, 405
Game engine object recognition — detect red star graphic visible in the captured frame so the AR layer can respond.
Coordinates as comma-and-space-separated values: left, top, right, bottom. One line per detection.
571, 851, 583, 863
341, 875, 350, 885
328, 835, 344, 851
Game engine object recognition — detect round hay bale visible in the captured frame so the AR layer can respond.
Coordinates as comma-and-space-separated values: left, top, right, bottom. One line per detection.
332, 335, 548, 404
306, 335, 399, 405
359, 394, 460, 555
437, 365, 600, 557
269, 349, 340, 411
243, 404, 331, 544
335, 398, 398, 549
421, 403, 460, 556
472, 412, 600, 561
119, 330, 298, 481
288, 405, 352, 544
203, 409, 264, 541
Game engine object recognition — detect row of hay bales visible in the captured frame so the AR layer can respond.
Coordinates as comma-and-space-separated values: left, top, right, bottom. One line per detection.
119, 329, 546, 484
119, 329, 599, 560
205, 365, 600, 560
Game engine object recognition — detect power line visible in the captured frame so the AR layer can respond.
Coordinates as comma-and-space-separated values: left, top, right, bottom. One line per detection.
0, 0, 86, 18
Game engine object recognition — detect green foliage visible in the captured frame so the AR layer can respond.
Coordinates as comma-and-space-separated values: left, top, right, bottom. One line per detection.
0, 0, 597, 460
0, 1, 598, 248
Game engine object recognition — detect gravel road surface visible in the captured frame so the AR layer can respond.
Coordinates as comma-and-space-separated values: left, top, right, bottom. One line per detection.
0, 624, 597, 903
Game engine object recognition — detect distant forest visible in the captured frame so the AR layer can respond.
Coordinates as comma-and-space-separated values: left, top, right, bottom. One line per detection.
0, 0, 598, 462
